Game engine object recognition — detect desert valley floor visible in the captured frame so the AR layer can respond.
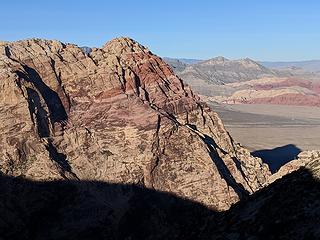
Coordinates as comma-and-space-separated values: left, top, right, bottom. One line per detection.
210, 103, 320, 171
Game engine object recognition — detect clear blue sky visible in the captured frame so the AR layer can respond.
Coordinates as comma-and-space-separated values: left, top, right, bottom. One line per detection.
1, 0, 319, 61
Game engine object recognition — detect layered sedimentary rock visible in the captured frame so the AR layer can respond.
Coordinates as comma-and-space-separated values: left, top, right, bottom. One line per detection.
208, 77, 320, 106
0, 37, 270, 211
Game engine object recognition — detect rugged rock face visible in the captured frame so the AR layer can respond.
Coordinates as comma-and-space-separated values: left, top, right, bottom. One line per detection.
0, 37, 271, 211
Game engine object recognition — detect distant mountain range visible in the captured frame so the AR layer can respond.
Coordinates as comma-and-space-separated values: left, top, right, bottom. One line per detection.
176, 56, 277, 85
164, 57, 320, 73
163, 56, 282, 94
164, 56, 320, 107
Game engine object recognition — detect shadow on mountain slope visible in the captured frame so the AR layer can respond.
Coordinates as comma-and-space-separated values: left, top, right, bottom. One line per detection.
201, 166, 320, 240
16, 65, 68, 124
251, 144, 302, 173
0, 174, 215, 240
0, 166, 320, 240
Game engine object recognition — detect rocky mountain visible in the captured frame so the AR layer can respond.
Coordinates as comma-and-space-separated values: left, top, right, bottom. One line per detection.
165, 56, 320, 107
0, 37, 270, 211
0, 38, 320, 240
166, 56, 277, 85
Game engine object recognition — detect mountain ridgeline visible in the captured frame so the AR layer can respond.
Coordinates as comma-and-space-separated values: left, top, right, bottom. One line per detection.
164, 56, 320, 106
166, 56, 277, 85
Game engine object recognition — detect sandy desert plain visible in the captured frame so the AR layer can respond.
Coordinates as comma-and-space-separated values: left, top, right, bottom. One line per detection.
210, 103, 320, 172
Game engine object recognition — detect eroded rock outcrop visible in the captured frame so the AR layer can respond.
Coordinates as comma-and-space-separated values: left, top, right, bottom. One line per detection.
0, 37, 270, 211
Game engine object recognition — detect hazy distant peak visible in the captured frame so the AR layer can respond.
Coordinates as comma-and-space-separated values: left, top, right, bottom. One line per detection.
235, 58, 267, 69
239, 57, 256, 63
198, 56, 266, 70
201, 56, 229, 65
165, 55, 277, 85
213, 56, 229, 61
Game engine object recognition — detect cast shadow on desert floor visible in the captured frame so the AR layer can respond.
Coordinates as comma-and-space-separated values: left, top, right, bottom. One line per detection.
251, 144, 302, 173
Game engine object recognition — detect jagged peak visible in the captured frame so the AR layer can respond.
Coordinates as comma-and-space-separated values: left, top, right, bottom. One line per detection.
102, 37, 149, 55
1, 37, 151, 58
3, 38, 65, 48
237, 57, 258, 63
0, 38, 69, 58
235, 57, 268, 69
198, 56, 266, 69
200, 56, 229, 65
213, 56, 229, 61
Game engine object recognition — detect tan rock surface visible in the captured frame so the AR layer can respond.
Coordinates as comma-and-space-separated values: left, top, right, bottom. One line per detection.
0, 37, 271, 210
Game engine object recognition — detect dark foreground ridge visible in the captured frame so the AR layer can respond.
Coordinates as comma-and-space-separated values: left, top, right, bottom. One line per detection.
1, 164, 320, 240
0, 174, 213, 240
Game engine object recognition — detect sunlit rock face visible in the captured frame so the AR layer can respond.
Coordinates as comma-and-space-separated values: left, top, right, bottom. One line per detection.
0, 37, 271, 211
